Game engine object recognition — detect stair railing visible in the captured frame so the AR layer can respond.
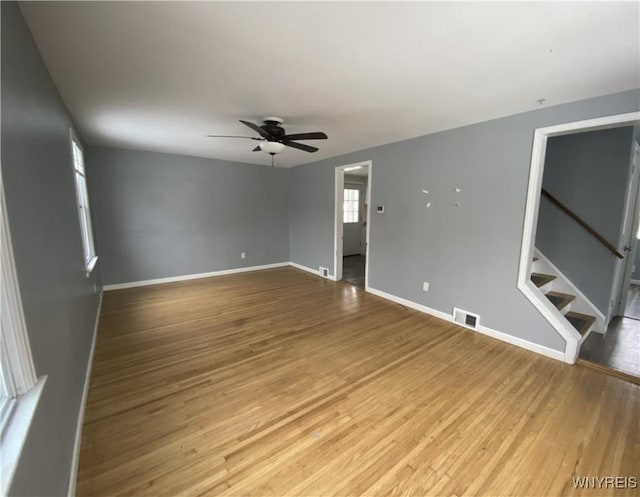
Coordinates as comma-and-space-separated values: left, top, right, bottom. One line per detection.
541, 188, 624, 259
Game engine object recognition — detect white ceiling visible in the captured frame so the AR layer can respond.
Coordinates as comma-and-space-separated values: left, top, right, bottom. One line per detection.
20, 1, 640, 168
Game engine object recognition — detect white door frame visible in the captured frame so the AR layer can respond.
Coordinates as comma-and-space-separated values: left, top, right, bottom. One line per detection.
613, 142, 640, 316
334, 160, 372, 284
518, 111, 639, 363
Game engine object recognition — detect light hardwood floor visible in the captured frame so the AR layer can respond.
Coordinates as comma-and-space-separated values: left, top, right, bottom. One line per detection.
78, 267, 639, 497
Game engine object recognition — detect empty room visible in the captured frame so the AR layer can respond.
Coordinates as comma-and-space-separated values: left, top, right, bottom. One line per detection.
2, 2, 639, 497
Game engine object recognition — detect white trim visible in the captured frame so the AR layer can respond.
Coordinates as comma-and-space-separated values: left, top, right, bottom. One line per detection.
364, 162, 372, 291
288, 262, 336, 280
85, 256, 98, 277
612, 142, 640, 318
103, 262, 290, 290
334, 160, 372, 286
366, 286, 452, 321
366, 286, 566, 363
67, 291, 103, 497
474, 318, 566, 363
69, 130, 98, 273
631, 279, 640, 285
0, 376, 47, 497
520, 279, 579, 363
1, 174, 38, 397
334, 168, 344, 281
517, 112, 640, 363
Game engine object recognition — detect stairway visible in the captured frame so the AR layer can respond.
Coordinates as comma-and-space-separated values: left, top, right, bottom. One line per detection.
530, 262, 597, 338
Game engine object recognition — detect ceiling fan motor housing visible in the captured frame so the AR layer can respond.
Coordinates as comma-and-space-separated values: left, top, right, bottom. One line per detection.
261, 117, 285, 141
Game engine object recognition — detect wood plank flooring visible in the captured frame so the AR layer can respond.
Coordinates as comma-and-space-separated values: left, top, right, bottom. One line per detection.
77, 267, 639, 497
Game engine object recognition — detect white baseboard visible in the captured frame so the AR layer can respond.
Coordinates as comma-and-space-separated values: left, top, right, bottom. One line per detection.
474, 320, 566, 362
103, 262, 290, 290
366, 286, 452, 322
67, 291, 103, 497
631, 279, 640, 286
288, 261, 336, 281
366, 286, 566, 363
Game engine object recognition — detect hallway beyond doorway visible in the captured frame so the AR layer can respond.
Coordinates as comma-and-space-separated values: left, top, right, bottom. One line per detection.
343, 255, 365, 289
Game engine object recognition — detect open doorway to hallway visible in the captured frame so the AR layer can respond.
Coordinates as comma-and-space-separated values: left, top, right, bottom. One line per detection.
580, 188, 640, 382
334, 161, 371, 289
518, 111, 639, 372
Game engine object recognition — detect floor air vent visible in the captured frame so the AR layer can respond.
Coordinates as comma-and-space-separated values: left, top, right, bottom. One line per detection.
453, 307, 480, 330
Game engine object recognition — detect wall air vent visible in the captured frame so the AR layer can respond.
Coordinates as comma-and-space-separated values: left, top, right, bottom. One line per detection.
452, 307, 480, 330
319, 266, 329, 278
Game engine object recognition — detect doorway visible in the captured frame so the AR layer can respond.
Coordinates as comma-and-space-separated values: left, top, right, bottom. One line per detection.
518, 111, 639, 364
579, 170, 640, 381
612, 142, 640, 320
334, 160, 371, 289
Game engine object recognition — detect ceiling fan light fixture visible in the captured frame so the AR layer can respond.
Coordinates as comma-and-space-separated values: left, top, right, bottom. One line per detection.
259, 141, 285, 155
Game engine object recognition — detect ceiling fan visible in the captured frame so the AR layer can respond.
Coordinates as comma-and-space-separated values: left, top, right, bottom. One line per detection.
207, 117, 328, 156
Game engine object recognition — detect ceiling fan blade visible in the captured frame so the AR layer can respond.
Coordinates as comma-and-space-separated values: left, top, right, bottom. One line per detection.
283, 141, 319, 153
282, 132, 328, 141
252, 146, 261, 152
239, 120, 272, 139
206, 135, 261, 139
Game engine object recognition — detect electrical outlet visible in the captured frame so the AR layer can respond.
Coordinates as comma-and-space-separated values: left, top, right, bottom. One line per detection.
422, 282, 429, 292
241, 252, 246, 259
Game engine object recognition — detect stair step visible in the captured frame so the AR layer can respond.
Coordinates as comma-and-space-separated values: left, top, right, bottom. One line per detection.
531, 273, 556, 288
565, 311, 596, 336
545, 291, 576, 311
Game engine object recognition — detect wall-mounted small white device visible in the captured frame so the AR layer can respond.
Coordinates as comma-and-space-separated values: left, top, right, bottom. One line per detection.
425, 202, 431, 208
376, 205, 385, 214
421, 189, 429, 194
455, 187, 463, 193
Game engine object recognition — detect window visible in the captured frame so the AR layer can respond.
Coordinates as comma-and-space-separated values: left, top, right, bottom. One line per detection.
343, 188, 360, 223
0, 177, 38, 429
1, 176, 45, 495
71, 134, 97, 273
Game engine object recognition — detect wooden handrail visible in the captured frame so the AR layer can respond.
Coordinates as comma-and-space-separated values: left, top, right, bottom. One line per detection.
541, 188, 624, 259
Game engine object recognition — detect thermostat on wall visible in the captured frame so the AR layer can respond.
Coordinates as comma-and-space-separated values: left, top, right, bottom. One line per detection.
376, 205, 385, 214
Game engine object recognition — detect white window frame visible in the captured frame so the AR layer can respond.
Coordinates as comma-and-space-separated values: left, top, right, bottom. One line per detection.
0, 172, 47, 496
343, 187, 360, 224
70, 131, 98, 275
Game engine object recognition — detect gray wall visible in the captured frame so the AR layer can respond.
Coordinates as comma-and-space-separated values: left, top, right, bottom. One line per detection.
1, 2, 102, 496
536, 127, 635, 315
289, 89, 640, 353
86, 146, 290, 285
